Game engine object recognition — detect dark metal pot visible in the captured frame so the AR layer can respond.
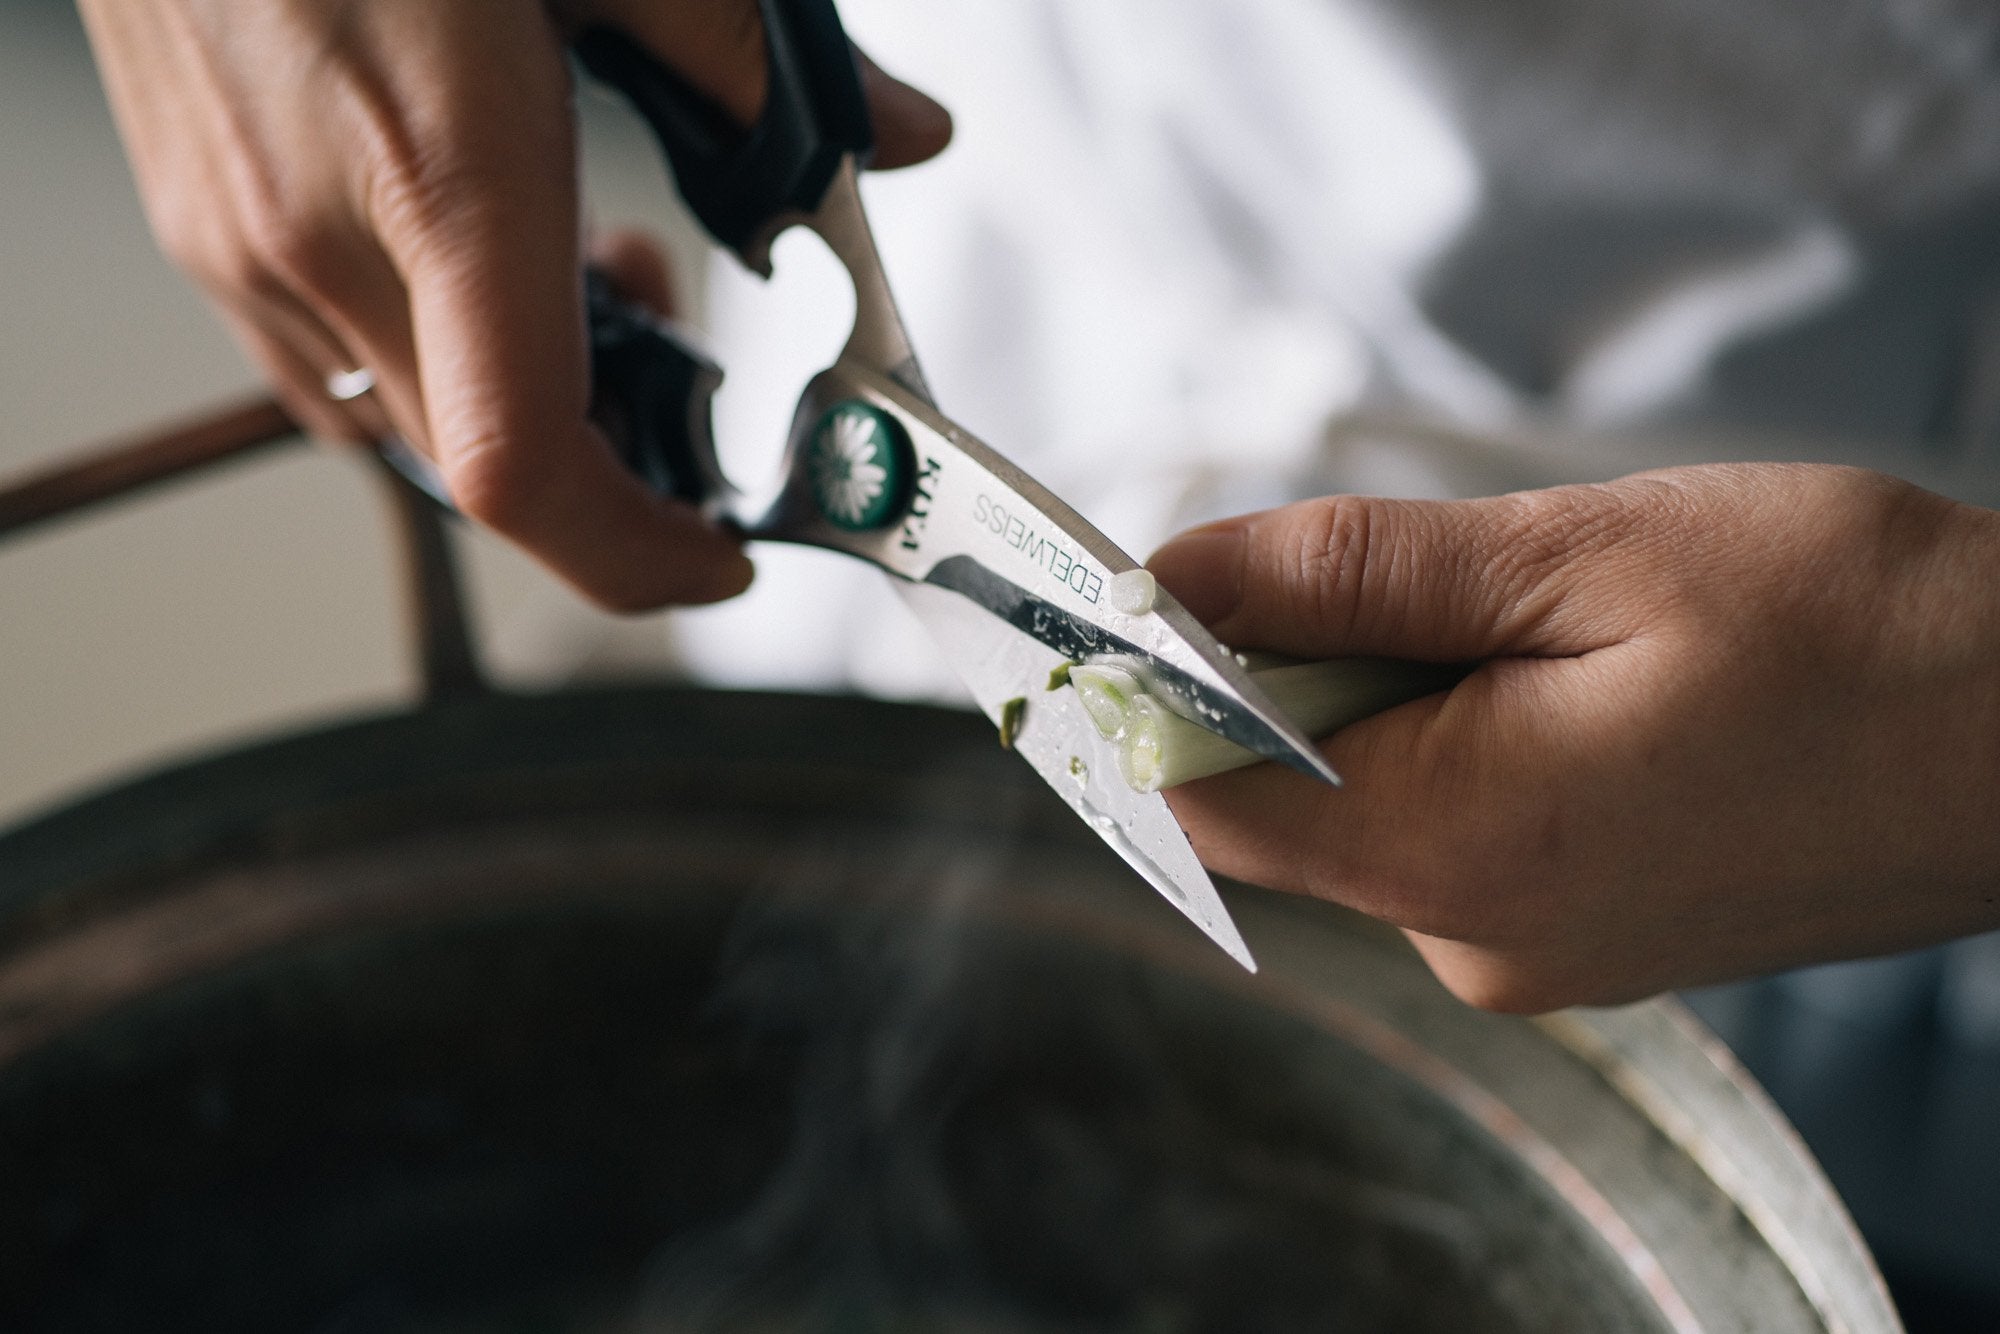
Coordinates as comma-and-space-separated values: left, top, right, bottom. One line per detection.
0, 687, 1900, 1332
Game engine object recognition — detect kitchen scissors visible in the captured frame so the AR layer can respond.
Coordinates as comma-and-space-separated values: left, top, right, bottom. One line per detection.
568, 0, 1344, 970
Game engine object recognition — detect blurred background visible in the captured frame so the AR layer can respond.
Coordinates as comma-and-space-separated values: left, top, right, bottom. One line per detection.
4, 0, 2000, 1327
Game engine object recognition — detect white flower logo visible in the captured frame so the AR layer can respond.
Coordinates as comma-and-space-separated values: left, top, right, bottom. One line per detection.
812, 411, 890, 526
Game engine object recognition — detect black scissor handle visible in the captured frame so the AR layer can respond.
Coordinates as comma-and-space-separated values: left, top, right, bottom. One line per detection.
573, 0, 873, 274
576, 0, 872, 504
584, 271, 727, 510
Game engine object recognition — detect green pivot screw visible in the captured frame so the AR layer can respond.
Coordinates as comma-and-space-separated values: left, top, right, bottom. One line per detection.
807, 400, 912, 531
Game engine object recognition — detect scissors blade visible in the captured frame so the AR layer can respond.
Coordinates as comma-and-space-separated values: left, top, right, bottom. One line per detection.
916, 554, 1343, 787
896, 581, 1256, 971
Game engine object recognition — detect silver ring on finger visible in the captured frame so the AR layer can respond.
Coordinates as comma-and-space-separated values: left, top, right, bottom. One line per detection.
325, 366, 376, 402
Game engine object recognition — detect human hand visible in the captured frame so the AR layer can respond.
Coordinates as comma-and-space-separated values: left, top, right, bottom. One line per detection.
78, 0, 950, 610
1147, 464, 2000, 1011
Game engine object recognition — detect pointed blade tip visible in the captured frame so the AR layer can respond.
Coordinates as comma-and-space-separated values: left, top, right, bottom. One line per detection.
1286, 747, 1343, 789
1144, 868, 1259, 974
1196, 908, 1258, 973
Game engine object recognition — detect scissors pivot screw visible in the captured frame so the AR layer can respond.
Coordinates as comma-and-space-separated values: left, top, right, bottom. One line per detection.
808, 401, 912, 531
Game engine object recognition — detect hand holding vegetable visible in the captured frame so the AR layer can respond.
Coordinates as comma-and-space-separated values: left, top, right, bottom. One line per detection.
78, 0, 949, 610
1146, 464, 2000, 1011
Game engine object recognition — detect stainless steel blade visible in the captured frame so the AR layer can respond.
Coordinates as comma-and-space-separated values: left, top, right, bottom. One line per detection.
896, 581, 1256, 971
915, 553, 1344, 788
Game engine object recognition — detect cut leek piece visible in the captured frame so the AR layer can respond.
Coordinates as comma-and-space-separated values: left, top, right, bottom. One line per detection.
1069, 662, 1147, 740
998, 696, 1028, 750
1071, 657, 1460, 792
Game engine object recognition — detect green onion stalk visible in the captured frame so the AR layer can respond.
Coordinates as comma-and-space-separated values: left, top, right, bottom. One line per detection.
1066, 657, 1460, 792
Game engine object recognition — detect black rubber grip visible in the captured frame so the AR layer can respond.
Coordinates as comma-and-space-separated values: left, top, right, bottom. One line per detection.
573, 0, 873, 265
584, 271, 723, 507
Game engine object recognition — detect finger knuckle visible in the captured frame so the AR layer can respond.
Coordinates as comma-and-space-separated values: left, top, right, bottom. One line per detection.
364, 129, 507, 265
1436, 961, 1574, 1015
154, 209, 264, 297
1469, 484, 1657, 633
1381, 864, 1495, 943
368, 152, 464, 245
441, 437, 539, 533
1287, 495, 1390, 639
1414, 931, 1591, 1013
1484, 488, 1598, 589
235, 199, 348, 299
1815, 465, 1930, 543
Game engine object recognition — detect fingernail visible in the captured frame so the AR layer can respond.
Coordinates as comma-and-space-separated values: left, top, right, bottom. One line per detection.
1147, 523, 1247, 628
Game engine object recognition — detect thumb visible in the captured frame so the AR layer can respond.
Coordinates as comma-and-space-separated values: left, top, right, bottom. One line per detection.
1146, 490, 1615, 663
571, 1, 951, 168
857, 51, 953, 169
